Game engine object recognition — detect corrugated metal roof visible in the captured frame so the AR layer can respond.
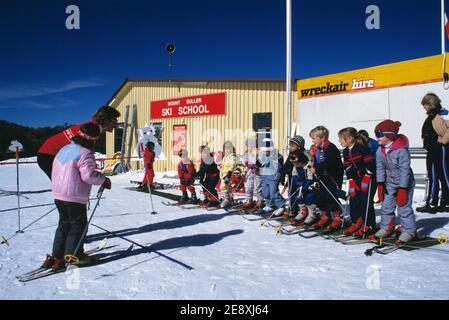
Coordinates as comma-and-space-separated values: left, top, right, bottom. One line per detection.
106, 78, 297, 105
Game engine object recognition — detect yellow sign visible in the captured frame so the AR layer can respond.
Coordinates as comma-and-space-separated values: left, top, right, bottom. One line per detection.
297, 54, 449, 99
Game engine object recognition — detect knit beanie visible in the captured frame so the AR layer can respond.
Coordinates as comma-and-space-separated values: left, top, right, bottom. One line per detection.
374, 120, 401, 141
289, 135, 305, 149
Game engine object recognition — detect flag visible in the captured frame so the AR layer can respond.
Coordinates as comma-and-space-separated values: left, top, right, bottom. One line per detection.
445, 12, 449, 39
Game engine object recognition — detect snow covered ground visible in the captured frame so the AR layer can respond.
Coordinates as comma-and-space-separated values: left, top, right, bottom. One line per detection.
1, 159, 449, 300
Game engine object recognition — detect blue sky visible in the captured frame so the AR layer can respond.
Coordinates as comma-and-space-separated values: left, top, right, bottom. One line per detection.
0, 0, 443, 127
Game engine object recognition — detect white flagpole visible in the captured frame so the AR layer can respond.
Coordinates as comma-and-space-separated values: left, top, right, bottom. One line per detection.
442, 0, 446, 54
286, 0, 292, 145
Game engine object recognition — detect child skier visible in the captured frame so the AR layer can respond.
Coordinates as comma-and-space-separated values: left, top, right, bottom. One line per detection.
42, 122, 111, 271
196, 145, 221, 208
137, 141, 155, 192
287, 150, 318, 225
177, 149, 198, 204
220, 141, 237, 208
231, 168, 245, 193
373, 120, 416, 243
308, 126, 344, 228
242, 138, 264, 210
280, 135, 306, 217
257, 138, 285, 215
337, 127, 376, 236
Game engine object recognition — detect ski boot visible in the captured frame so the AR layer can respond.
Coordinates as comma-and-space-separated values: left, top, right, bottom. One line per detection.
292, 206, 308, 224
136, 184, 148, 192
200, 197, 210, 207
179, 191, 189, 204
326, 210, 342, 230
396, 231, 415, 244
207, 199, 221, 208
303, 206, 317, 225
220, 192, 234, 208
257, 205, 274, 215
188, 191, 199, 204
343, 217, 363, 235
352, 225, 375, 238
416, 201, 439, 214
312, 211, 331, 228
438, 200, 449, 212
51, 258, 65, 272
272, 206, 285, 217
242, 199, 255, 209
374, 220, 396, 239
41, 254, 56, 269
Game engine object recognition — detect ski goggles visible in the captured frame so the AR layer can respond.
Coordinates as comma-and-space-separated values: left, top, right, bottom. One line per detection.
374, 130, 396, 138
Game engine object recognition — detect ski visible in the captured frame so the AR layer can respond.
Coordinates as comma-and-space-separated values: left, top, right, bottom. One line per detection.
16, 239, 108, 281
364, 236, 446, 256
18, 245, 134, 282
129, 180, 176, 189
17, 267, 68, 282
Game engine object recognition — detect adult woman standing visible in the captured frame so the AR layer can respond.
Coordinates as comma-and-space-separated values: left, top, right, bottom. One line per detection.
417, 93, 449, 213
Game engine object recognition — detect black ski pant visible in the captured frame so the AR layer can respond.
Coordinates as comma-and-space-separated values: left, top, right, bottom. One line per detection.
201, 175, 219, 201
52, 200, 87, 260
37, 153, 55, 180
425, 145, 449, 205
349, 177, 376, 228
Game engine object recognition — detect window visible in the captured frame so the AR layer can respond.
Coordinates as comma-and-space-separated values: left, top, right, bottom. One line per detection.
253, 112, 272, 146
114, 123, 124, 153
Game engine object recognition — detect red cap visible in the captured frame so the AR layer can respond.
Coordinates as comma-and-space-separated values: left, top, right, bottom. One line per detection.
374, 120, 401, 141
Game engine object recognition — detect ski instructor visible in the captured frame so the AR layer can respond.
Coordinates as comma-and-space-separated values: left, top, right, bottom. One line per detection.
37, 106, 121, 180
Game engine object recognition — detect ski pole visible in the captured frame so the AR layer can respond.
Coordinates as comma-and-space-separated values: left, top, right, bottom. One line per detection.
262, 185, 301, 225
15, 147, 23, 234
362, 178, 372, 239
145, 170, 157, 215
0, 206, 58, 246
313, 173, 345, 212
197, 180, 221, 203
64, 186, 105, 265
91, 223, 194, 270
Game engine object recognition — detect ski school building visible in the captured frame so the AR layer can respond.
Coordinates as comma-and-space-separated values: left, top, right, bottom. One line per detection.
105, 53, 449, 173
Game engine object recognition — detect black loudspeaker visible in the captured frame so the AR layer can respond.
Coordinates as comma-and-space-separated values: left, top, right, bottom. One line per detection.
166, 44, 176, 53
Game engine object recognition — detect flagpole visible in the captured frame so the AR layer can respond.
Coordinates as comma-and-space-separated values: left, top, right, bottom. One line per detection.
286, 0, 292, 147
442, 0, 445, 54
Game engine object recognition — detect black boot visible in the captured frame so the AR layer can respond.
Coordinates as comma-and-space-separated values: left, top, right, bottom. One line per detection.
179, 191, 189, 204
416, 202, 439, 213
438, 200, 449, 212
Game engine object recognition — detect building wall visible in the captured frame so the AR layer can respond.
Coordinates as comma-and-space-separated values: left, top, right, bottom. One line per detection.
107, 80, 297, 172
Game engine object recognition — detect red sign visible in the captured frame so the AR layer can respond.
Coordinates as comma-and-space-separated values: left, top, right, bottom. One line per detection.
150, 92, 226, 119
172, 125, 187, 155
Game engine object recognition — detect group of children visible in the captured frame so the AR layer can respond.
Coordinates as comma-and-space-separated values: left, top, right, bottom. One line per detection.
168, 118, 417, 244
35, 101, 423, 274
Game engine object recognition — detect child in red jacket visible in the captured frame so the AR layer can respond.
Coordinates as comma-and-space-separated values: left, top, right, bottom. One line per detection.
231, 168, 245, 193
178, 149, 198, 204
138, 141, 155, 191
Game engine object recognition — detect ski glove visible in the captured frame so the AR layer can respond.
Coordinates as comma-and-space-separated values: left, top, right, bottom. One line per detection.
377, 183, 386, 202
396, 188, 408, 207
102, 177, 112, 190
180, 178, 186, 186
348, 179, 359, 197
361, 174, 371, 192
